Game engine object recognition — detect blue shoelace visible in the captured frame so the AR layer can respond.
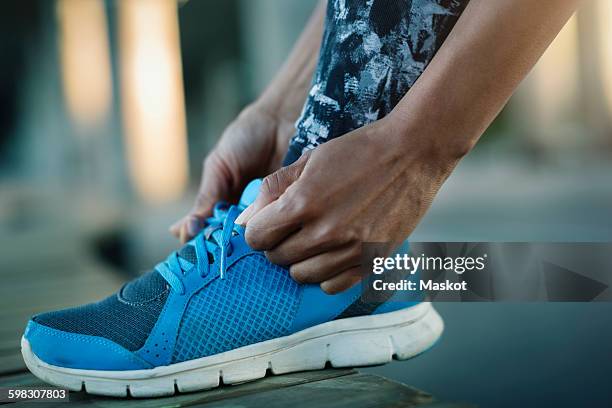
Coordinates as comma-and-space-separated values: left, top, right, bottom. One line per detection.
155, 203, 242, 294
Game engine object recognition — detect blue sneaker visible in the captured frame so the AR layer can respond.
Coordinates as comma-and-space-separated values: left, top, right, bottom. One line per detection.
21, 179, 443, 397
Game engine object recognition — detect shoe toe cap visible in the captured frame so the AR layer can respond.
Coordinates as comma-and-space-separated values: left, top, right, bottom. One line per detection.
24, 320, 151, 371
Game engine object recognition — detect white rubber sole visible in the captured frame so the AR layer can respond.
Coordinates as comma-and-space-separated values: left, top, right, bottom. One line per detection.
21, 302, 443, 398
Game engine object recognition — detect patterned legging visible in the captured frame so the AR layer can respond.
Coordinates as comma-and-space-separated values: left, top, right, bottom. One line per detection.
283, 0, 469, 165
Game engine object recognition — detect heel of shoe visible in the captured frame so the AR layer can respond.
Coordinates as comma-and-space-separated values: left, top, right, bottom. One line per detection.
328, 303, 444, 367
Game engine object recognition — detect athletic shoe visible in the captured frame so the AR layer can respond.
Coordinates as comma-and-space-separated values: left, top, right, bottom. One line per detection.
21, 179, 443, 397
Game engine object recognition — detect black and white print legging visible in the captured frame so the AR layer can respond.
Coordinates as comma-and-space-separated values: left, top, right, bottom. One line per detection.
283, 0, 469, 165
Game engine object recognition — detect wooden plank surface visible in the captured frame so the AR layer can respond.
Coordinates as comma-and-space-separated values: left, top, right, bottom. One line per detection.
1, 369, 357, 407
0, 226, 122, 376
0, 369, 476, 408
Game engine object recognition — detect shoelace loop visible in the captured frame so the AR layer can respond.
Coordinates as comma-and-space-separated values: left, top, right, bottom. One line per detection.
155, 204, 242, 294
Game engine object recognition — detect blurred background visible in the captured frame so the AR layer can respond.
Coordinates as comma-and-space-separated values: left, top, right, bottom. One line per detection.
0, 1, 611, 407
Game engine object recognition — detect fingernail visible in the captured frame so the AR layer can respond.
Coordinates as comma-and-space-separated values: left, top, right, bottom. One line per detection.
320, 281, 335, 295
235, 204, 253, 225
187, 217, 200, 237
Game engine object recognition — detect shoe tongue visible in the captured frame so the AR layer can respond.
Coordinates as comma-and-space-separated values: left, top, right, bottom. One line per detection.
177, 242, 213, 271
178, 244, 197, 264
123, 245, 197, 300
239, 179, 262, 207
122, 270, 167, 301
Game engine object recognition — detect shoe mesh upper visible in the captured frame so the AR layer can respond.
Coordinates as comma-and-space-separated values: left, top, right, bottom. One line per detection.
32, 248, 301, 359
172, 254, 301, 363
33, 271, 169, 351
121, 269, 168, 302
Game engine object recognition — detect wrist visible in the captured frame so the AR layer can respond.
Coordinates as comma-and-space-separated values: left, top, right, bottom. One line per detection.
251, 92, 299, 126
386, 108, 476, 166
377, 112, 471, 183
243, 98, 297, 145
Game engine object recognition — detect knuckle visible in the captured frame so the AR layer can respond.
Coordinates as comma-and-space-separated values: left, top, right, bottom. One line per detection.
274, 194, 291, 213
344, 239, 361, 258
294, 184, 318, 209
261, 173, 283, 199
283, 192, 309, 218
203, 154, 216, 170
345, 225, 361, 241
203, 152, 225, 176
313, 224, 337, 246
194, 193, 210, 208
335, 228, 360, 249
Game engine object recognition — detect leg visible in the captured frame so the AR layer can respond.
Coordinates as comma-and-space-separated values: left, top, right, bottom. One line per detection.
283, 0, 469, 165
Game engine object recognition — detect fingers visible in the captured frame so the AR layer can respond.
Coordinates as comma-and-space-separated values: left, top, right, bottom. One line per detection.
265, 221, 357, 266
182, 215, 206, 243
287, 243, 361, 283
264, 227, 317, 266
169, 214, 203, 242
235, 203, 255, 225
239, 153, 312, 250
170, 154, 228, 243
244, 198, 302, 250
173, 199, 217, 244
236, 151, 310, 226
169, 219, 182, 237
320, 266, 364, 294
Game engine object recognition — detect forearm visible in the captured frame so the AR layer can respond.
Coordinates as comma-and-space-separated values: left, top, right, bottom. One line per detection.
256, 1, 326, 125
389, 0, 581, 162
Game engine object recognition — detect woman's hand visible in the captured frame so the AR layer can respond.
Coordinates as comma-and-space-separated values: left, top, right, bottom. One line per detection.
170, 102, 294, 243
234, 0, 578, 294
235, 116, 461, 294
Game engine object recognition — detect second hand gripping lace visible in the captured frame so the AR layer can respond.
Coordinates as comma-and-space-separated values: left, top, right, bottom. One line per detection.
155, 204, 241, 294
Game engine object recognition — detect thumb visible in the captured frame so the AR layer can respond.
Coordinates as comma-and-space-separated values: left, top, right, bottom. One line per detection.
170, 155, 228, 242
235, 151, 310, 226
